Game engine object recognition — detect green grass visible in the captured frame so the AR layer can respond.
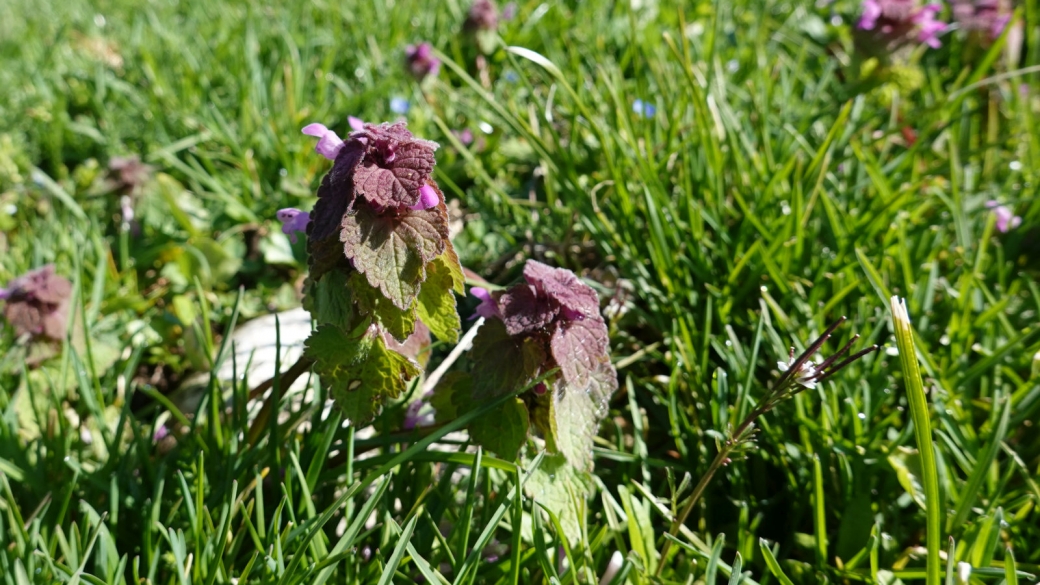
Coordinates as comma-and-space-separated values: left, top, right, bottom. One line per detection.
1, 0, 1039, 582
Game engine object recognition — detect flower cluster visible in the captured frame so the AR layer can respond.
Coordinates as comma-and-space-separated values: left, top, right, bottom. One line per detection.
405, 42, 440, 80
0, 265, 72, 342
856, 0, 947, 51
952, 0, 1011, 42
464, 0, 499, 32
986, 200, 1022, 233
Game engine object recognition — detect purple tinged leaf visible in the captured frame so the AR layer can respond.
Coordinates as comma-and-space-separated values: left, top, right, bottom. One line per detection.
550, 318, 612, 392
522, 260, 600, 318
497, 284, 558, 335
353, 138, 438, 208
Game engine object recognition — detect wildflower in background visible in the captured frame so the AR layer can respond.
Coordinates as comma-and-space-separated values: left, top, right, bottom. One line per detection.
952, 0, 1011, 41
632, 99, 656, 118
389, 97, 410, 115
301, 123, 345, 160
405, 42, 440, 80
454, 128, 475, 145
986, 200, 1022, 233
856, 0, 948, 51
107, 155, 153, 195
502, 2, 517, 20
276, 208, 310, 243
0, 264, 72, 341
403, 396, 435, 429
464, 0, 499, 32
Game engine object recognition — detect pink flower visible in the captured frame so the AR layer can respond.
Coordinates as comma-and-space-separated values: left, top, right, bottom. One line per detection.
470, 287, 500, 320
408, 185, 440, 211
858, 0, 883, 29
405, 42, 441, 80
986, 200, 1022, 233
913, 4, 947, 48
276, 208, 311, 243
301, 123, 345, 160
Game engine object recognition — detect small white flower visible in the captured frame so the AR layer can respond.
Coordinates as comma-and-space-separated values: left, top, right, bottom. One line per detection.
957, 561, 972, 584
778, 358, 818, 389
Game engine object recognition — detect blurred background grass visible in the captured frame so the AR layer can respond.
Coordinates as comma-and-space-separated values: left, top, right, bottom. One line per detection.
1, 0, 1039, 582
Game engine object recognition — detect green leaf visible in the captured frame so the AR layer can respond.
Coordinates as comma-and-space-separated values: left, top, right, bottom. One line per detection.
441, 240, 466, 294
350, 272, 417, 342
430, 372, 474, 424
416, 254, 461, 343
759, 539, 795, 585
341, 202, 448, 310
305, 325, 420, 424
524, 453, 592, 546
303, 270, 355, 332
469, 397, 530, 461
469, 319, 546, 401
548, 363, 615, 472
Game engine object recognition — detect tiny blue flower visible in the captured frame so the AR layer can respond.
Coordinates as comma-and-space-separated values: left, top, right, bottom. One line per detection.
390, 96, 410, 114
632, 99, 656, 118
503, 70, 519, 83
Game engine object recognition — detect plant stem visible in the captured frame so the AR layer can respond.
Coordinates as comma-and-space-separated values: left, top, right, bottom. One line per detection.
655, 405, 767, 577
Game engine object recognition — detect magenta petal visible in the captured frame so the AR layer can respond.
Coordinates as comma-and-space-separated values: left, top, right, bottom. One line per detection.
470, 287, 500, 320
408, 185, 439, 210
348, 116, 365, 131
277, 208, 311, 243
301, 122, 344, 160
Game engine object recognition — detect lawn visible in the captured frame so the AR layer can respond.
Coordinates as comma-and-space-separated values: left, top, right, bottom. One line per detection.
1, 0, 1038, 583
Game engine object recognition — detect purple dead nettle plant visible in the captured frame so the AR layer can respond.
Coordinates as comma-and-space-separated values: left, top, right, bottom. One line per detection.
405, 42, 441, 80
856, 0, 948, 52
986, 200, 1022, 233
0, 264, 72, 342
438, 261, 618, 469
267, 118, 618, 493
952, 0, 1011, 41
655, 316, 879, 575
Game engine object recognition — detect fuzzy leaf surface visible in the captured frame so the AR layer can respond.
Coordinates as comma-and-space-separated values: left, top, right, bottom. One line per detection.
341, 204, 448, 310
547, 361, 616, 473
549, 318, 613, 399
416, 254, 461, 343
523, 452, 593, 546
497, 284, 557, 336
523, 260, 600, 317
350, 272, 417, 342
353, 140, 437, 207
469, 319, 546, 401
303, 270, 354, 332
470, 397, 529, 461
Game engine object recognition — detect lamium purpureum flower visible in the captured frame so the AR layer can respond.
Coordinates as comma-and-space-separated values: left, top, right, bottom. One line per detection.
405, 42, 440, 80
986, 200, 1022, 233
464, 0, 499, 32
276, 208, 311, 243
952, 0, 1011, 41
856, 0, 948, 51
302, 123, 345, 161
0, 264, 72, 342
469, 286, 500, 319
